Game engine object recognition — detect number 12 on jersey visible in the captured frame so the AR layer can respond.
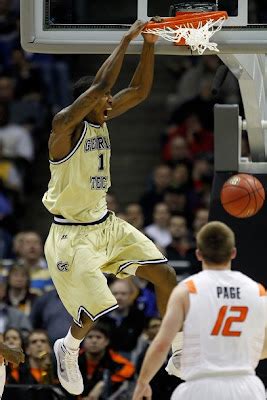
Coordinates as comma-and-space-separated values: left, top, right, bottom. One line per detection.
211, 306, 248, 337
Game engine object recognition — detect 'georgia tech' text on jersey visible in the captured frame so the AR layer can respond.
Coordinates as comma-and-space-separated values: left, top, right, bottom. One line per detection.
43, 121, 111, 222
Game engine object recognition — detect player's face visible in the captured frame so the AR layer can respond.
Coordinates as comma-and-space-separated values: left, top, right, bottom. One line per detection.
83, 331, 109, 354
4, 329, 22, 349
88, 91, 112, 125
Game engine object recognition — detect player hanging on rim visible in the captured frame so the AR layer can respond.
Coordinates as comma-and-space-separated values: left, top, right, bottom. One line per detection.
133, 221, 267, 400
42, 19, 177, 396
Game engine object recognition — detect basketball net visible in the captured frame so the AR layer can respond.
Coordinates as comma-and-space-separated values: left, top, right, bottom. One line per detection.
144, 13, 228, 55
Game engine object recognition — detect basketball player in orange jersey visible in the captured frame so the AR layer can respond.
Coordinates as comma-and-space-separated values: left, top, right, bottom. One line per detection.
133, 221, 267, 400
42, 19, 177, 395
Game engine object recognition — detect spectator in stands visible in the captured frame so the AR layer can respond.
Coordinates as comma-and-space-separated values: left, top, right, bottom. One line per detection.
24, 330, 55, 384
0, 139, 23, 192
6, 330, 56, 391
0, 75, 45, 128
133, 277, 158, 319
163, 187, 188, 218
171, 163, 192, 191
5, 264, 40, 315
165, 215, 198, 280
4, 327, 23, 349
27, 53, 72, 113
0, 227, 12, 259
132, 317, 162, 365
16, 231, 53, 292
0, 169, 15, 237
124, 203, 144, 232
0, 75, 16, 104
0, 101, 34, 167
192, 157, 213, 210
0, 278, 32, 335
164, 114, 213, 160
134, 317, 179, 399
5, 330, 61, 399
163, 136, 191, 168
144, 203, 171, 249
140, 164, 172, 225
79, 322, 135, 399
30, 289, 72, 345
4, 327, 25, 381
169, 75, 216, 131
12, 231, 25, 257
9, 48, 43, 102
192, 155, 213, 190
0, 0, 18, 68
192, 208, 209, 237
102, 279, 146, 360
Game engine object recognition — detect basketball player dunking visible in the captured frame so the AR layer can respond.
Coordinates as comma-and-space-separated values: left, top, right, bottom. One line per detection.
133, 221, 267, 400
42, 19, 177, 395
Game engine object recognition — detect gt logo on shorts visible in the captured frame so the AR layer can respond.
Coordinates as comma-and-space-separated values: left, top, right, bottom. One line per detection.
57, 261, 69, 272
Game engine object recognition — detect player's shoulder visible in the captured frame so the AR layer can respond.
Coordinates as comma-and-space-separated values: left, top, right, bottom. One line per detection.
179, 272, 202, 294
233, 271, 266, 296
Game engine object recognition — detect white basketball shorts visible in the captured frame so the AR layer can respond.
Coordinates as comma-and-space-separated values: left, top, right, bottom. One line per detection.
171, 375, 265, 400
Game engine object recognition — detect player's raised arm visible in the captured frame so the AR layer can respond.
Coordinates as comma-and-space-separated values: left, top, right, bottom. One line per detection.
132, 284, 188, 400
107, 17, 162, 120
52, 20, 147, 137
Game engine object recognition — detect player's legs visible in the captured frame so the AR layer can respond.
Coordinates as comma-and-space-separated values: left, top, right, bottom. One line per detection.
135, 263, 177, 316
45, 222, 118, 395
171, 375, 266, 400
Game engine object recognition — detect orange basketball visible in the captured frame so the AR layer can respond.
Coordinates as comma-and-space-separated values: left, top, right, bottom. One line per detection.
220, 174, 265, 218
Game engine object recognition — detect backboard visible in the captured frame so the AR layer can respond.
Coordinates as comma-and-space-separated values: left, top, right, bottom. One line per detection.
21, 0, 267, 54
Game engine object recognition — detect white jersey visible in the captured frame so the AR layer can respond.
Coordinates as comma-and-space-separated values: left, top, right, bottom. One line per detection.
180, 270, 267, 381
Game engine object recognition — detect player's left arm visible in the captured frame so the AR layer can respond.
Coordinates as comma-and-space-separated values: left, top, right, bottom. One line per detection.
107, 18, 161, 120
132, 285, 187, 400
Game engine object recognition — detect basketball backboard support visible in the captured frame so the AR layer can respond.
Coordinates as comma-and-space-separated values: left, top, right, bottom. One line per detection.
21, 0, 267, 55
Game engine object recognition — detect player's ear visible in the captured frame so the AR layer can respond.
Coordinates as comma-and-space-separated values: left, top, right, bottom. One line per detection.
231, 247, 237, 260
195, 249, 203, 261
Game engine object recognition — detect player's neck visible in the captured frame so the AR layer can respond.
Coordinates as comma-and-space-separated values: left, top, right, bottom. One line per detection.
202, 262, 231, 271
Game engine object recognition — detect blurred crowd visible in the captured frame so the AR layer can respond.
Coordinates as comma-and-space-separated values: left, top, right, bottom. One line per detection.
0, 0, 252, 399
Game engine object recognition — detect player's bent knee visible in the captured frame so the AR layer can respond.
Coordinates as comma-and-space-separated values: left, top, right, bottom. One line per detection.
80, 312, 94, 329
136, 263, 176, 287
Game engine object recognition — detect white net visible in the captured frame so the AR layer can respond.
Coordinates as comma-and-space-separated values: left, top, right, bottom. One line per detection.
144, 17, 226, 55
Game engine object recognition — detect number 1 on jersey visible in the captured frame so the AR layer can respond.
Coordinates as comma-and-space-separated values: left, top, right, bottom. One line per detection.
211, 306, 248, 337
98, 154, 104, 171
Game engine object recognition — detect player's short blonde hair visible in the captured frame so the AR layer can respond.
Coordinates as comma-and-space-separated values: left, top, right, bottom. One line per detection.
196, 221, 235, 265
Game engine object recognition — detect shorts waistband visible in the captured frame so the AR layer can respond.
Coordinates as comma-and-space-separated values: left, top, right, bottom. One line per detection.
187, 371, 254, 382
53, 211, 111, 226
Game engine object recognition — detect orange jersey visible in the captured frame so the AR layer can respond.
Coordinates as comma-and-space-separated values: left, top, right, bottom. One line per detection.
181, 270, 267, 381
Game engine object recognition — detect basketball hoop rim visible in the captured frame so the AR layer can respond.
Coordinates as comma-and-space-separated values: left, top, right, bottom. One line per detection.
144, 11, 228, 31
